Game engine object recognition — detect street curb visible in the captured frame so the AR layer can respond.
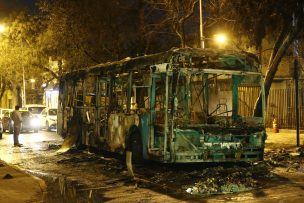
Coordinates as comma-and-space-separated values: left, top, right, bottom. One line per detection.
0, 159, 47, 198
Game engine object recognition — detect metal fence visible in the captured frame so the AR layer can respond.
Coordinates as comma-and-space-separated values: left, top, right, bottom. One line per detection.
238, 86, 304, 129
267, 88, 304, 129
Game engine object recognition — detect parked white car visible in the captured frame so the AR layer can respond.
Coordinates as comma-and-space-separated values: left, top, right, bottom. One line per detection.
0, 108, 13, 133
22, 104, 46, 115
40, 108, 57, 131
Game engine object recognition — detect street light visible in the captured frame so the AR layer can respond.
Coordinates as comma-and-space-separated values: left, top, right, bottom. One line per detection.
202, 33, 228, 49
213, 33, 227, 48
214, 34, 226, 44
30, 78, 36, 89
0, 24, 6, 33
199, 0, 204, 48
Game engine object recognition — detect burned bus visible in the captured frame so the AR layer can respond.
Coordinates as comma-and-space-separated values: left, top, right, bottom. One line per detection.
58, 48, 267, 163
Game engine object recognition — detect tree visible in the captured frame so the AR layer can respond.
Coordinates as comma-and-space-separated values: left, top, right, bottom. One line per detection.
202, 0, 304, 116
38, 0, 157, 71
146, 0, 198, 48
0, 12, 56, 103
37, 0, 201, 70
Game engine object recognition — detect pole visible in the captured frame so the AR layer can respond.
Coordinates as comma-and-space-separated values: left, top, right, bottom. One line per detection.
294, 59, 300, 146
199, 0, 205, 48
23, 65, 26, 106
292, 11, 300, 146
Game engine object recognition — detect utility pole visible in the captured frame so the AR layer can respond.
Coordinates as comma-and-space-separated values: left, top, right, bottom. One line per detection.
292, 11, 300, 147
22, 65, 26, 107
199, 0, 205, 49
21, 42, 26, 107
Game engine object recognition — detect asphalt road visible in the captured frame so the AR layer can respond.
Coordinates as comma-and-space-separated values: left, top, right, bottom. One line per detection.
0, 130, 304, 203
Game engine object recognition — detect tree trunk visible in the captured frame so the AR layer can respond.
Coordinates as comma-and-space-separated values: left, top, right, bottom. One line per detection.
173, 22, 185, 48
253, 27, 300, 117
16, 85, 22, 107
0, 79, 6, 101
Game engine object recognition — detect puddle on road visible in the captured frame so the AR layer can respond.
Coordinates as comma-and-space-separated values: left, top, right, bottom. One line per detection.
27, 170, 109, 203
43, 176, 112, 203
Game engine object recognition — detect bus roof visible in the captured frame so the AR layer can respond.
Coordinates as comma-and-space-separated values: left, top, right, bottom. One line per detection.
62, 48, 260, 80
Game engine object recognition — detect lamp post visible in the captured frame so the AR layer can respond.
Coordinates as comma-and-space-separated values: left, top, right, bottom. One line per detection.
199, 0, 205, 49
21, 43, 26, 107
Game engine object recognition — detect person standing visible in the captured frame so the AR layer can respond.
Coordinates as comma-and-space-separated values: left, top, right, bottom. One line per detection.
11, 105, 22, 147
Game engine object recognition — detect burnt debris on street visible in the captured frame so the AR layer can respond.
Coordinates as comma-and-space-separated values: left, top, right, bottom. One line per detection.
1, 130, 304, 202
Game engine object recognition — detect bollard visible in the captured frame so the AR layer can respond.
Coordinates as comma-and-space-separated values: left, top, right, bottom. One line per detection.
272, 118, 279, 133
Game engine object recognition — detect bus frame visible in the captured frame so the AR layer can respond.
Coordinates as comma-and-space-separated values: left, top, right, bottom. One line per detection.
58, 48, 267, 163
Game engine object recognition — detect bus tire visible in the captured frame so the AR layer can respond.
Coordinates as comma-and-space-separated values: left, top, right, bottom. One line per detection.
126, 125, 143, 163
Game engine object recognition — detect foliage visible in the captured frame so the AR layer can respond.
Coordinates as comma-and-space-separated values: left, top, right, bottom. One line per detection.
0, 13, 41, 87
1, 0, 303, 112
37, 0, 197, 71
38, 0, 148, 71
203, 0, 304, 116
0, 11, 56, 102
146, 0, 198, 48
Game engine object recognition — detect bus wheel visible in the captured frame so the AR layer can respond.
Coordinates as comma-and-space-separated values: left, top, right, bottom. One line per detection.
126, 125, 143, 163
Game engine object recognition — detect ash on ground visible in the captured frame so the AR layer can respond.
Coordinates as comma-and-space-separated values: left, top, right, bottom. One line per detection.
184, 162, 275, 196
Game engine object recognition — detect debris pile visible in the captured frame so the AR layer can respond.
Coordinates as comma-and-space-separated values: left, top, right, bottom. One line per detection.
185, 163, 273, 195
2, 174, 13, 179
48, 144, 61, 150
265, 147, 304, 172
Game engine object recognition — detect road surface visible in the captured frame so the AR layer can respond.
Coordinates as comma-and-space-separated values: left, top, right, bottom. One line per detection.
0, 130, 304, 202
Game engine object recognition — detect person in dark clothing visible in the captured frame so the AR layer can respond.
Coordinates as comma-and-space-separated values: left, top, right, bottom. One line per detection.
11, 105, 22, 147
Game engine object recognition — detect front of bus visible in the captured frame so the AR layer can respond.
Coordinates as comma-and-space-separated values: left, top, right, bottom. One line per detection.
168, 48, 267, 163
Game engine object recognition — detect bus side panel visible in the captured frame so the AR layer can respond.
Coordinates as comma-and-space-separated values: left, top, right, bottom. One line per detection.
107, 113, 138, 153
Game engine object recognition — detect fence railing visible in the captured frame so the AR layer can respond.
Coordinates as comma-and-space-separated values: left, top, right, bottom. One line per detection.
267, 88, 304, 129
238, 86, 304, 129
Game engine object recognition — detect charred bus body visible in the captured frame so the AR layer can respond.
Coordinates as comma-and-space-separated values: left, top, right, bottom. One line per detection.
58, 48, 267, 163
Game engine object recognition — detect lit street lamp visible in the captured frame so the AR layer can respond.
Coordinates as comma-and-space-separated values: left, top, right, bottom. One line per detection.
213, 33, 227, 48
30, 78, 35, 89
202, 33, 228, 49
0, 24, 6, 33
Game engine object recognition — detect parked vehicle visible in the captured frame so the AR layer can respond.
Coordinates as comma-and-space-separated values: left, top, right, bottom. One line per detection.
40, 108, 57, 131
0, 108, 13, 119
6, 110, 40, 133
1, 109, 13, 132
22, 104, 46, 115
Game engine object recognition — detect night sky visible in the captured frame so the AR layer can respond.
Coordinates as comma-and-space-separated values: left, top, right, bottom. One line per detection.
0, 0, 38, 16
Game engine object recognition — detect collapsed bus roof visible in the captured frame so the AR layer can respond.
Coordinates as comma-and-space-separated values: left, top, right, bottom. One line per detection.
61, 48, 260, 80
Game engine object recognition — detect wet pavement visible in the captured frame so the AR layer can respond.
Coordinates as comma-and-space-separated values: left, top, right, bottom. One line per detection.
0, 129, 304, 202
0, 159, 46, 203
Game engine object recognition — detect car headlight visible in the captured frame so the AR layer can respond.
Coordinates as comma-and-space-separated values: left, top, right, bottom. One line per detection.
30, 118, 40, 127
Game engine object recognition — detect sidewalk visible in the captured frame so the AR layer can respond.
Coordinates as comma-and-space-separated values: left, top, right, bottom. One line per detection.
266, 128, 304, 148
0, 159, 46, 203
